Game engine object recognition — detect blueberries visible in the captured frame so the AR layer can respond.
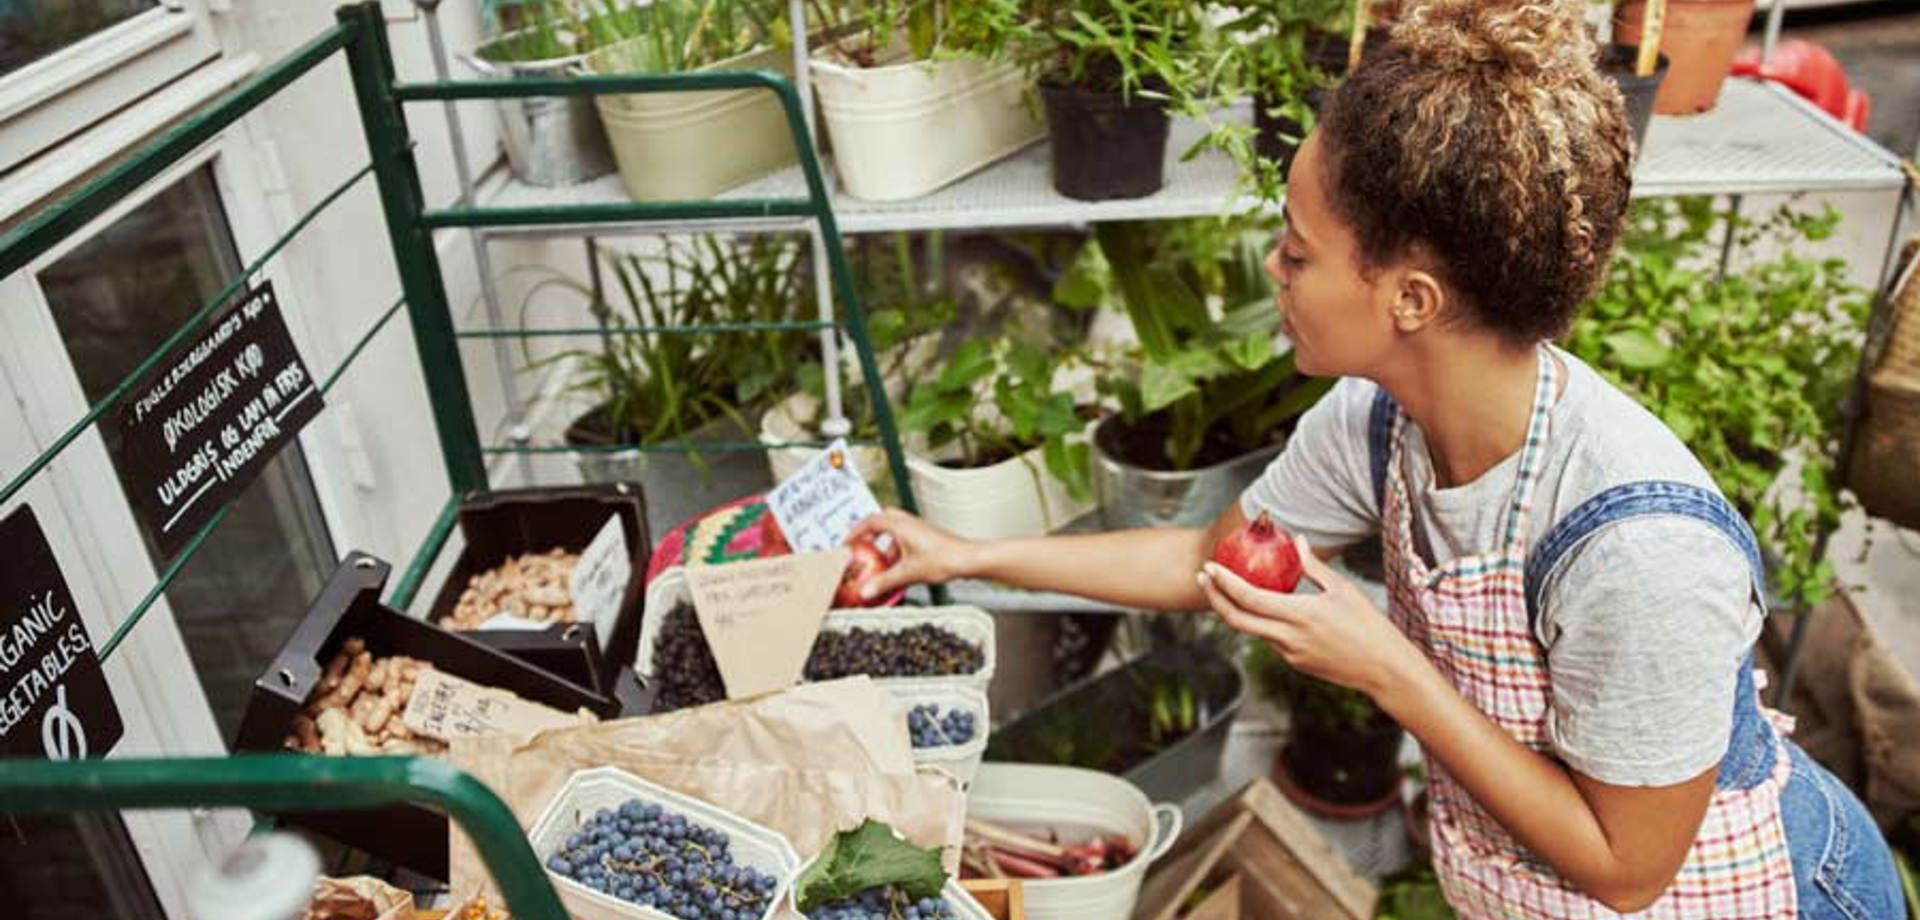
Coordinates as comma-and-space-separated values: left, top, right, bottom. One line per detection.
549, 796, 772, 917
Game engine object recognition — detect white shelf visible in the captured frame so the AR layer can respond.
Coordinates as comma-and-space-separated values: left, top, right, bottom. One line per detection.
1630, 79, 1904, 198
475, 77, 1903, 242
478, 104, 1255, 239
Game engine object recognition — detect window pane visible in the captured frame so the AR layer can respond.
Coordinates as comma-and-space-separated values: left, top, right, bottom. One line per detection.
0, 0, 159, 77
38, 165, 336, 740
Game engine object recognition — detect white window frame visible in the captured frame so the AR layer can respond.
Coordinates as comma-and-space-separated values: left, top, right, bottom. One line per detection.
0, 1, 221, 175
0, 134, 350, 917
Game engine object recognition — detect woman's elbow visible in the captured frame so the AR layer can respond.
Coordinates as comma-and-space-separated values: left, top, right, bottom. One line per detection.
1590, 875, 1672, 914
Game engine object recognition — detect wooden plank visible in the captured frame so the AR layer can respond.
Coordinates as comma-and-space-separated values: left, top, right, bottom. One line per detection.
1234, 779, 1376, 919
961, 878, 1025, 920
1138, 811, 1255, 920
1184, 871, 1243, 920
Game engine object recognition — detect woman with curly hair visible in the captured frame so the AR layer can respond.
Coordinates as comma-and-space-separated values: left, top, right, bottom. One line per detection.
851, 1, 1901, 915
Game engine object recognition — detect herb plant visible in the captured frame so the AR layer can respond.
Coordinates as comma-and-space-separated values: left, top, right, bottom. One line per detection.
1016, 0, 1212, 103
807, 0, 1030, 66
1567, 198, 1868, 608
1245, 637, 1381, 733
1072, 218, 1331, 471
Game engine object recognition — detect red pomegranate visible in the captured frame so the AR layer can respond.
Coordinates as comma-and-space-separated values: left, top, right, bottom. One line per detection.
1212, 512, 1303, 593
835, 533, 899, 607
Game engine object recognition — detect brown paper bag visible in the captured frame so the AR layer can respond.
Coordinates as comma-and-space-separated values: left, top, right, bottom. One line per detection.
446, 678, 966, 920
305, 875, 414, 920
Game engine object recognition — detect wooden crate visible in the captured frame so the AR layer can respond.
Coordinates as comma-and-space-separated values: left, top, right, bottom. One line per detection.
1136, 778, 1376, 920
961, 878, 1027, 920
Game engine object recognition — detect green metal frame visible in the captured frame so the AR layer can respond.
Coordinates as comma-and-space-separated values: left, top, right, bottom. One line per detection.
0, 2, 927, 912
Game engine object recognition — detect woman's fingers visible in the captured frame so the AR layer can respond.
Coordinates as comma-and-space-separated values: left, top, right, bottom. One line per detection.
1296, 534, 1349, 592
1199, 561, 1315, 625
847, 509, 908, 544
1198, 569, 1300, 647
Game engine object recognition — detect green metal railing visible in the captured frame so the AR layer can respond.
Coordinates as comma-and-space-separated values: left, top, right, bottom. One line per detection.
0, 2, 927, 912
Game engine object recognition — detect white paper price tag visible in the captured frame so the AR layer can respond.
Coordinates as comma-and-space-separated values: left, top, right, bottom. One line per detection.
569, 516, 630, 651
765, 439, 882, 553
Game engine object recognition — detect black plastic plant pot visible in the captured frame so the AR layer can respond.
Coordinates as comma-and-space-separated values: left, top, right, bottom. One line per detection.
234, 552, 641, 879
984, 641, 1245, 805
1275, 716, 1405, 820
1039, 81, 1171, 201
425, 484, 653, 692
1252, 93, 1303, 174
1598, 43, 1667, 157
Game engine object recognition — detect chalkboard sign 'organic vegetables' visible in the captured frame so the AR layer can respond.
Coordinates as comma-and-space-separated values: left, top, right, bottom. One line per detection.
796, 819, 950, 918
1211, 512, 1302, 593
544, 796, 783, 916
835, 533, 899, 608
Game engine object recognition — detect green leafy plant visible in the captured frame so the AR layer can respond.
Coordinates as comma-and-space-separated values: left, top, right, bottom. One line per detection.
525, 235, 814, 452
806, 0, 1030, 66
1014, 0, 1213, 103
780, 232, 958, 441
795, 820, 946, 911
1194, 0, 1350, 203
1567, 198, 1868, 608
1375, 861, 1458, 920
1072, 218, 1332, 471
898, 334, 1097, 501
585, 0, 789, 71
1244, 636, 1381, 733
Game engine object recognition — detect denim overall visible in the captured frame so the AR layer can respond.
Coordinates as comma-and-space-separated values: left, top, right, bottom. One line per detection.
1365, 357, 1902, 918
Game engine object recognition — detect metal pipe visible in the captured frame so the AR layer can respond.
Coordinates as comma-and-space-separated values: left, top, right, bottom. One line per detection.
787, 0, 848, 436
419, 0, 533, 485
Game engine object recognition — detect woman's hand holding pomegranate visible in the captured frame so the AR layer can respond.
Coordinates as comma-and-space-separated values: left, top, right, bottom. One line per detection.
1199, 524, 1424, 701
845, 509, 979, 601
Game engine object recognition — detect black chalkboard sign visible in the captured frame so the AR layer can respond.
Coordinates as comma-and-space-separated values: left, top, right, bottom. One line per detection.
0, 505, 123, 759
113, 281, 322, 557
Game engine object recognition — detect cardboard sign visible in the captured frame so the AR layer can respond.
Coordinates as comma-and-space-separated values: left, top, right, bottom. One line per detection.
765, 439, 882, 553
0, 506, 123, 759
569, 515, 630, 651
401, 669, 583, 742
113, 281, 322, 557
685, 550, 847, 698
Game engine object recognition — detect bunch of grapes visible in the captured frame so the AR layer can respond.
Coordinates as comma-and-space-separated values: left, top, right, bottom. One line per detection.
651, 602, 728, 712
805, 885, 959, 920
805, 625, 983, 681
546, 797, 778, 919
906, 704, 977, 749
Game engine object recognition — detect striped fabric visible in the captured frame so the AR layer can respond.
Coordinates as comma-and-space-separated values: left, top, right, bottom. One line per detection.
1382, 351, 1798, 918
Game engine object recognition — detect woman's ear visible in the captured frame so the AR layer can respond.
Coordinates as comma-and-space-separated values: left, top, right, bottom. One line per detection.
1390, 268, 1449, 333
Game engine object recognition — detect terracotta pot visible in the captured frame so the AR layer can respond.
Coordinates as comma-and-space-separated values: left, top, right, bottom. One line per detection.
1615, 0, 1757, 115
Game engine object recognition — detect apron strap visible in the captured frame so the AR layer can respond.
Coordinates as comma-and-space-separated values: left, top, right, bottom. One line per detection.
1497, 349, 1560, 551
1367, 348, 1559, 552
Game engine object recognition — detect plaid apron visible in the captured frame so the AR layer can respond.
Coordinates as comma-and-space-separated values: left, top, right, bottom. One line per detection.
1379, 351, 1799, 918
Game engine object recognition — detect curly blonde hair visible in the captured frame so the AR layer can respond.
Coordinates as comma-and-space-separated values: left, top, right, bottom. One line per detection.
1318, 0, 1633, 342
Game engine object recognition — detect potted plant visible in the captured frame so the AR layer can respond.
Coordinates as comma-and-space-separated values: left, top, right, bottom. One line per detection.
805, 0, 1044, 201
1567, 197, 1868, 610
463, 0, 642, 186
1017, 0, 1210, 201
1613, 0, 1757, 115
583, 0, 799, 201
898, 333, 1103, 540
1245, 639, 1404, 819
1073, 219, 1331, 528
1214, 0, 1347, 197
527, 235, 815, 513
759, 232, 955, 498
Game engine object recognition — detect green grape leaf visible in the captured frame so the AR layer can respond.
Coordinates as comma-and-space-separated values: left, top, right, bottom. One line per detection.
795, 820, 946, 911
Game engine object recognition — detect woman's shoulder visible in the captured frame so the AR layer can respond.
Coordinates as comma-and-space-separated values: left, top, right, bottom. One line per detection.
1543, 349, 1724, 504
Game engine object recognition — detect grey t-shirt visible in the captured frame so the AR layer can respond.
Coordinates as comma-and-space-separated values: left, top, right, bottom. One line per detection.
1241, 348, 1761, 787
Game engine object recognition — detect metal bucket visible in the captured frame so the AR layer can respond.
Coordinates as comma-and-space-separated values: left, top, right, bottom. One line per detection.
461, 41, 614, 187
1092, 414, 1284, 529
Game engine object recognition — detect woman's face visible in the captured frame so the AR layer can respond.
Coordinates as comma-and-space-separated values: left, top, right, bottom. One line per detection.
1265, 131, 1401, 378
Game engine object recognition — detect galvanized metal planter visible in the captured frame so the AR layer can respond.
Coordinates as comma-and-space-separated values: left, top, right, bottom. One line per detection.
461, 39, 614, 187
1092, 414, 1285, 530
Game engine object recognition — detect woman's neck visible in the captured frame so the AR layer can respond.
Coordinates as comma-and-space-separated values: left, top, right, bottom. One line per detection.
1380, 339, 1551, 489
